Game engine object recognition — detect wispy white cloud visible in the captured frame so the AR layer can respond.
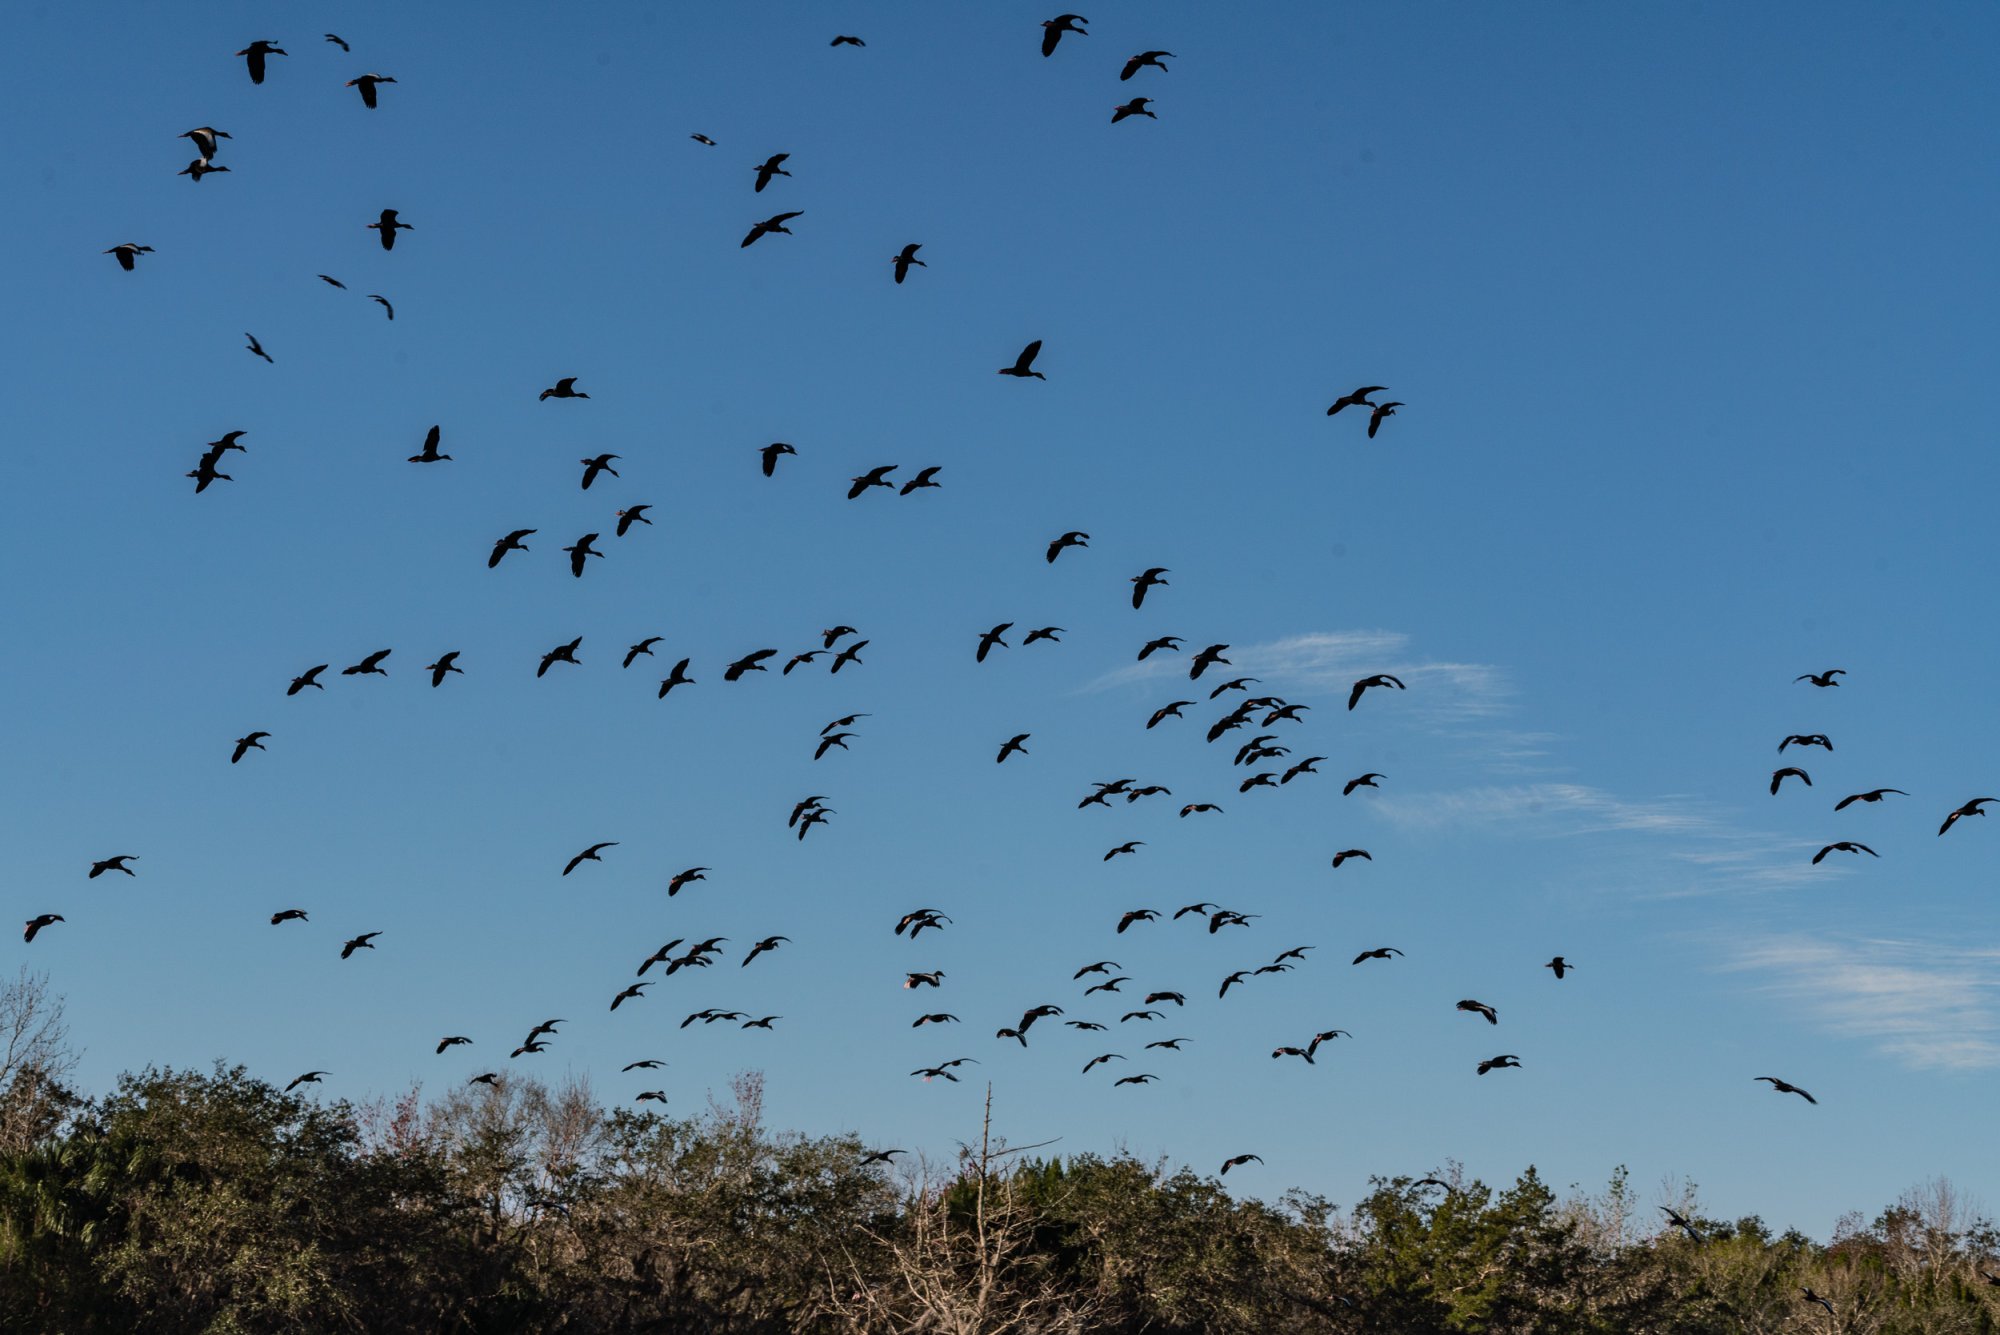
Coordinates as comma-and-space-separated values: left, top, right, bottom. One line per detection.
1083, 630, 1511, 722
1723, 935, 2000, 1070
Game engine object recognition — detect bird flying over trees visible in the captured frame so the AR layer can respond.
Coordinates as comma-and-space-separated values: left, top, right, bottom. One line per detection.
1220, 1154, 1262, 1174
285, 1071, 328, 1092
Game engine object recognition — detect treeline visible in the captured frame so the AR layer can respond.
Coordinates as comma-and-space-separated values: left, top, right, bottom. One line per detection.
0, 1061, 1995, 1333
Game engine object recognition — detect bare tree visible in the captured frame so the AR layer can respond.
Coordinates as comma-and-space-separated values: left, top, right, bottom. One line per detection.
0, 968, 78, 1153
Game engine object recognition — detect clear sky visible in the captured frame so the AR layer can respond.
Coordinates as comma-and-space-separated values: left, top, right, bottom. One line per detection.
5, 1, 1997, 1238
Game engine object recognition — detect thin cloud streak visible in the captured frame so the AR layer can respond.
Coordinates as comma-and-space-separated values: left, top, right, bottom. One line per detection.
1724, 935, 2000, 1070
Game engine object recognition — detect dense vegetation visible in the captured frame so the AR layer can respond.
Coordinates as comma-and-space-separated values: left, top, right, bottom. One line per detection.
2, 977, 1996, 1332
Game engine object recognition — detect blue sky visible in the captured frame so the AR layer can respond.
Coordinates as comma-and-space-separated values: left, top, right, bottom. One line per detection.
4, 1, 1997, 1236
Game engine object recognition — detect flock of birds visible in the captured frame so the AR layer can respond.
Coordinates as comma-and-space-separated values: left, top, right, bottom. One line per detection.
31, 19, 1994, 1277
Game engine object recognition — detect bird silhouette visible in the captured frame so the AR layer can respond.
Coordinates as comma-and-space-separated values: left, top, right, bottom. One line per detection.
285, 1071, 329, 1093
230, 732, 270, 764
342, 650, 392, 678
658, 659, 695, 696
1148, 701, 1193, 729
1114, 1074, 1156, 1086
1659, 1206, 1702, 1243
579, 454, 620, 489
612, 505, 653, 537
1343, 772, 1386, 796
346, 74, 396, 108
1046, 531, 1090, 562
423, 653, 463, 687
367, 294, 394, 319
1116, 909, 1158, 934
1800, 1287, 1834, 1315
436, 1037, 472, 1055
624, 638, 664, 669
891, 243, 926, 283
1281, 757, 1325, 784
1770, 766, 1811, 795
1834, 788, 1906, 811
23, 915, 63, 943
998, 340, 1046, 379
1755, 1076, 1817, 1104
666, 867, 709, 896
1104, 841, 1144, 861
831, 34, 864, 47
1352, 947, 1402, 965
742, 211, 804, 247
1023, 626, 1064, 646
1138, 636, 1182, 660
1778, 734, 1833, 753
1121, 50, 1173, 79
622, 1059, 665, 1071
404, 425, 451, 465
340, 931, 381, 959
760, 442, 797, 475
753, 152, 792, 193
367, 209, 412, 250
610, 982, 653, 1011
691, 133, 716, 146
860, 1149, 905, 1166
976, 623, 1012, 663
1811, 841, 1877, 865
236, 40, 285, 84
270, 909, 308, 925
88, 855, 137, 879
488, 530, 535, 567
1939, 797, 1997, 836
1456, 1000, 1498, 1025
1041, 14, 1088, 56
1327, 386, 1385, 416
742, 936, 789, 967
318, 274, 346, 289
997, 734, 1030, 763
1130, 568, 1169, 608
1220, 1154, 1262, 1174
538, 636, 583, 676
830, 640, 869, 673
849, 465, 898, 499
1544, 956, 1574, 979
245, 333, 272, 363
540, 377, 590, 401
563, 534, 604, 578
725, 649, 778, 681
1111, 97, 1156, 123
1795, 670, 1845, 687
105, 243, 154, 271
1189, 644, 1231, 679
1348, 674, 1405, 710
1476, 1055, 1522, 1075
1367, 401, 1403, 438
178, 155, 226, 179
181, 127, 231, 158
899, 466, 943, 494
563, 842, 618, 876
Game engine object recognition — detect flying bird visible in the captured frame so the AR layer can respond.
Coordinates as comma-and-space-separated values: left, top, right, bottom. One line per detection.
1659, 1207, 1702, 1243
1138, 636, 1182, 660
831, 34, 865, 47
742, 936, 789, 967
666, 867, 709, 897
343, 650, 391, 678
1770, 766, 1811, 795
1281, 757, 1325, 784
1834, 788, 1906, 811
1111, 97, 1156, 123
976, 623, 1012, 663
178, 151, 229, 176
270, 909, 308, 925
23, 915, 64, 943
1544, 956, 1574, 979
610, 982, 653, 1012
1456, 1000, 1498, 1025
367, 209, 412, 250
540, 377, 590, 400
899, 466, 943, 494
537, 636, 583, 676
753, 152, 792, 193
1352, 947, 1402, 965
1327, 386, 1385, 417
422, 653, 463, 687
1795, 670, 1845, 687
741, 211, 804, 247
236, 40, 285, 84
325, 33, 349, 51
88, 855, 137, 879
830, 640, 868, 673
891, 243, 926, 283
245, 333, 272, 363
436, 1037, 472, 1055
1939, 797, 1997, 836
318, 274, 346, 288
105, 243, 154, 271
579, 454, 620, 489
1104, 841, 1144, 861
1115, 909, 1158, 934
563, 842, 618, 876
1121, 50, 1173, 79
1022, 626, 1063, 645
562, 534, 604, 578
1189, 644, 1230, 679
1041, 14, 1088, 56
1046, 531, 1089, 562
1114, 1074, 1156, 1086
340, 931, 381, 959
997, 340, 1046, 379
346, 74, 396, 108
1476, 1055, 1522, 1075
859, 1149, 905, 1167
285, 1071, 329, 1093
367, 294, 394, 319
1810, 841, 1877, 865
1348, 674, 1405, 710
230, 732, 270, 764
488, 529, 535, 568
622, 1060, 665, 1071
849, 465, 898, 499
1130, 568, 1169, 608
1367, 401, 1403, 438
1220, 1154, 1262, 1175
1755, 1076, 1817, 1104
1148, 701, 1193, 729
181, 127, 231, 158
724, 649, 778, 680
1778, 734, 1832, 753
1343, 773, 1386, 796
997, 734, 1030, 763
1180, 803, 1223, 817
658, 658, 695, 696
408, 425, 449, 463
691, 133, 716, 146
760, 442, 796, 475
1800, 1287, 1834, 1316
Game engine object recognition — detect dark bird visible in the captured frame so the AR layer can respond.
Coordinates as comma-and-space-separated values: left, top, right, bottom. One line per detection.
1328, 385, 1386, 417
666, 867, 709, 897
1138, 635, 1182, 660
1181, 801, 1224, 816
524, 1020, 566, 1044
342, 649, 391, 678
815, 733, 854, 762
245, 332, 273, 363
230, 732, 270, 764
318, 274, 346, 289
1659, 1207, 1703, 1243
187, 454, 232, 492
408, 425, 449, 463
1307, 1030, 1350, 1059
1209, 910, 1256, 934
1348, 675, 1406, 710
1172, 902, 1217, 920
1545, 956, 1574, 979
1239, 773, 1278, 793
904, 971, 944, 989
1146, 1038, 1189, 1051
1755, 1076, 1817, 1104
1148, 701, 1194, 729
1801, 1287, 1834, 1316
511, 1041, 549, 1058
285, 1071, 328, 1093
540, 377, 590, 401
488, 529, 535, 568
1114, 1074, 1156, 1086
325, 33, 349, 51
1220, 1154, 1262, 1175
822, 628, 860, 650
848, 465, 898, 499
1796, 670, 1845, 687
1046, 531, 1090, 562
1272, 1046, 1313, 1063
367, 209, 412, 250
88, 855, 137, 879
23, 915, 63, 944
563, 842, 618, 876
105, 243, 154, 271
624, 638, 664, 669
177, 154, 225, 179
1939, 797, 1997, 836
1111, 97, 1156, 123
1116, 909, 1158, 934
760, 442, 796, 475
563, 534, 604, 578
724, 649, 778, 681
997, 340, 1046, 379
1274, 947, 1314, 964
1835, 788, 1906, 811
469, 1072, 501, 1087
236, 40, 285, 84
976, 623, 1012, 663
579, 454, 620, 490
423, 653, 463, 687
797, 808, 834, 840
1104, 841, 1144, 861
1811, 841, 1877, 865
182, 126, 231, 158
367, 294, 394, 319
340, 931, 381, 959
1367, 401, 1403, 438
831, 34, 865, 47
1145, 992, 1186, 1008
634, 1090, 667, 1102
691, 133, 716, 146
899, 466, 943, 495
1073, 960, 1119, 979
1477, 1055, 1522, 1075
270, 909, 308, 925
1210, 676, 1258, 699
1121, 50, 1173, 79
623, 1059, 665, 1071
912, 1013, 959, 1028
1281, 757, 1325, 784
742, 936, 789, 967
891, 243, 926, 283
753, 152, 792, 193
436, 1036, 472, 1055
1189, 644, 1231, 679
538, 636, 583, 676
1019, 1004, 1063, 1032
610, 982, 653, 1011
1084, 976, 1128, 995
658, 658, 695, 696
1352, 947, 1402, 965
1023, 626, 1063, 646
911, 1062, 975, 1083
346, 74, 396, 108
1130, 567, 1170, 608
1779, 734, 1833, 753
1264, 703, 1310, 725
860, 1149, 905, 1167
1041, 14, 1088, 56
741, 210, 804, 247
1125, 785, 1171, 804
1082, 1053, 1125, 1074
1219, 971, 1251, 999
895, 909, 952, 937
1456, 1000, 1499, 1025
830, 640, 868, 673
1770, 767, 1811, 795
997, 734, 1031, 764
1121, 1010, 1163, 1023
